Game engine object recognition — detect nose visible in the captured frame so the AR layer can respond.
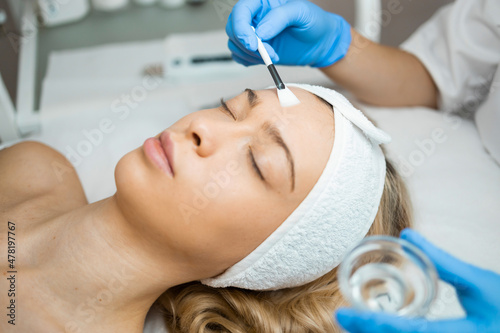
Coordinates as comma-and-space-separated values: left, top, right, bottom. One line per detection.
186, 117, 219, 157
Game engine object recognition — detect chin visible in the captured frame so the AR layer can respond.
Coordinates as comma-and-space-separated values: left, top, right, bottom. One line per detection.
115, 149, 141, 189
114, 148, 175, 234
114, 148, 151, 208
115, 148, 182, 244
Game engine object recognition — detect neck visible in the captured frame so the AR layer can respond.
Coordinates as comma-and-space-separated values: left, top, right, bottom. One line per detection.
27, 195, 183, 332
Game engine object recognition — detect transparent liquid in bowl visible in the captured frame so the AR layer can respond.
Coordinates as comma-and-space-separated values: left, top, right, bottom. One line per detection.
339, 236, 437, 317
350, 262, 414, 313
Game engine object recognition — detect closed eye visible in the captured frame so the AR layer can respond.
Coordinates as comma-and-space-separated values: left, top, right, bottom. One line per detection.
248, 146, 265, 182
219, 98, 236, 120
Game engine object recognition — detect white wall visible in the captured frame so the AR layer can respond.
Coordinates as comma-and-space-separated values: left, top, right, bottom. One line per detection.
312, 0, 453, 46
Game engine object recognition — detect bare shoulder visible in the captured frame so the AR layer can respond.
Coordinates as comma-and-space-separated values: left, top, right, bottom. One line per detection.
0, 141, 87, 208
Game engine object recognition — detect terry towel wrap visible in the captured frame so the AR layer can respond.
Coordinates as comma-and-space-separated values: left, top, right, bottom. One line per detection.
201, 83, 392, 290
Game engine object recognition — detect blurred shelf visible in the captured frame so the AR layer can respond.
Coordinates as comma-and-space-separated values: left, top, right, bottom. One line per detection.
36, 2, 226, 109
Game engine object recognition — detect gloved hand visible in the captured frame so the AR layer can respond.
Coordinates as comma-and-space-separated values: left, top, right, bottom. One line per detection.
335, 228, 500, 333
226, 0, 352, 68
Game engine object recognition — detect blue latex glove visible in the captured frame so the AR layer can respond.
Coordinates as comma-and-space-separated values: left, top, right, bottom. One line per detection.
335, 229, 500, 333
225, 0, 351, 68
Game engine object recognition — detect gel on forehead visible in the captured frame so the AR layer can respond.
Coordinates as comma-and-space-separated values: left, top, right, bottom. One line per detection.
201, 84, 391, 290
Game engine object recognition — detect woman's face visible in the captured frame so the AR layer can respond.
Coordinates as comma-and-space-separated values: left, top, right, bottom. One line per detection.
115, 87, 334, 280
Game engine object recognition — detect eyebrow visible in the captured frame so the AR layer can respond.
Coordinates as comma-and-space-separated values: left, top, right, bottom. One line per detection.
245, 88, 295, 192
220, 98, 236, 120
245, 88, 260, 108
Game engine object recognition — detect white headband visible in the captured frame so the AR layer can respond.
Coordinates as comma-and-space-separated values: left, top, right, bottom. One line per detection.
201, 84, 391, 290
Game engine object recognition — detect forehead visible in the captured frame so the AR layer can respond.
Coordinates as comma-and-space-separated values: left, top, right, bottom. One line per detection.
251, 87, 334, 134
249, 87, 335, 194
247, 87, 333, 119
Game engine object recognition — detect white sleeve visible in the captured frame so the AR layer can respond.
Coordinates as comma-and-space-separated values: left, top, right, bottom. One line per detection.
400, 0, 500, 113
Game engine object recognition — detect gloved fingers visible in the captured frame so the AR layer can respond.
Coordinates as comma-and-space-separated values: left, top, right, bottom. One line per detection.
227, 0, 263, 51
418, 319, 478, 333
227, 13, 281, 63
255, 1, 310, 41
335, 308, 478, 333
336, 308, 401, 333
227, 40, 263, 66
226, 13, 261, 59
261, 41, 280, 63
400, 229, 478, 290
228, 36, 280, 64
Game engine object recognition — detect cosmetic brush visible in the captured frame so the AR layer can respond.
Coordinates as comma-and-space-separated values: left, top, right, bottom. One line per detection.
252, 27, 300, 107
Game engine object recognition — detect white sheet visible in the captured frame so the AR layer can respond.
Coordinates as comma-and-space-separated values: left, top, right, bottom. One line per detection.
359, 102, 500, 320
2, 32, 499, 330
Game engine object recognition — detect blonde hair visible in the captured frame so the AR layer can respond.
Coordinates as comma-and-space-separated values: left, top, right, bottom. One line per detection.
156, 157, 412, 333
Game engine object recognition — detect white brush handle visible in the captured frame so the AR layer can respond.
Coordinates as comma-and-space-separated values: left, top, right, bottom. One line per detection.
256, 38, 273, 66
252, 27, 273, 66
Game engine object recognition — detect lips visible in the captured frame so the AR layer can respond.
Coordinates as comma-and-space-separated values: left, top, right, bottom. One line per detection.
160, 131, 175, 175
143, 131, 174, 177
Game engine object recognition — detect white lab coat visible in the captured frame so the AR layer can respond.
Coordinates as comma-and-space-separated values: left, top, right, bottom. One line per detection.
400, 0, 500, 165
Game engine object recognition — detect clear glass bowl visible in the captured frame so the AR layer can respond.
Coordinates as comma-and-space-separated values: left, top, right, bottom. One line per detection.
338, 235, 438, 317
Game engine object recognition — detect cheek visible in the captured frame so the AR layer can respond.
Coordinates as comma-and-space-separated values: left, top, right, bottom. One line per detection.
115, 149, 178, 236
114, 147, 298, 271
170, 160, 242, 223
179, 180, 293, 268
